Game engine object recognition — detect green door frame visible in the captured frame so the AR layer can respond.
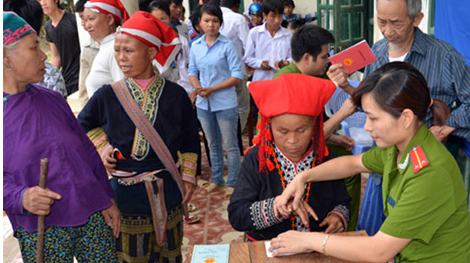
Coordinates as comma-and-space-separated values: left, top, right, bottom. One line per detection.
317, 0, 373, 52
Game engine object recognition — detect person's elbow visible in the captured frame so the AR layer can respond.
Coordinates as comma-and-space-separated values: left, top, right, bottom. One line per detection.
227, 202, 251, 232
363, 250, 396, 263
233, 76, 243, 86
363, 232, 409, 263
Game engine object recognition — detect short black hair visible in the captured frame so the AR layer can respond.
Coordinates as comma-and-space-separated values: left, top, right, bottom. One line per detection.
287, 19, 302, 31
283, 0, 295, 8
189, 5, 202, 34
164, 0, 183, 6
199, 4, 223, 25
262, 0, 283, 15
291, 25, 334, 62
138, 0, 153, 11
220, 0, 240, 9
4, 0, 43, 32
148, 0, 171, 16
74, 0, 89, 13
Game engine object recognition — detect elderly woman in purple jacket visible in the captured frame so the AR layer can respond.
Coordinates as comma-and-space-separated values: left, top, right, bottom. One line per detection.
3, 12, 120, 263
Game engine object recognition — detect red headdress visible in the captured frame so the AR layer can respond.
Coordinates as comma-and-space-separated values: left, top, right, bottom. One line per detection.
85, 0, 130, 25
117, 11, 181, 73
248, 73, 336, 173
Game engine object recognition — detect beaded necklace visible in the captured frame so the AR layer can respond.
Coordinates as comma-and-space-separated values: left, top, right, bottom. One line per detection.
273, 150, 313, 230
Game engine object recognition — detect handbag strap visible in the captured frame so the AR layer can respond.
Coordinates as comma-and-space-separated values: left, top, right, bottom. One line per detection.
111, 80, 186, 198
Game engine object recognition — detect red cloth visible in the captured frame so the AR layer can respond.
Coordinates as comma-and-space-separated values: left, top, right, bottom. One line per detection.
119, 11, 181, 73
85, 0, 129, 25
248, 74, 336, 172
249, 73, 336, 118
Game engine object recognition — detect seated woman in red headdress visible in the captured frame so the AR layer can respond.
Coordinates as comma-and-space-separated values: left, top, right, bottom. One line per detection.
228, 74, 351, 241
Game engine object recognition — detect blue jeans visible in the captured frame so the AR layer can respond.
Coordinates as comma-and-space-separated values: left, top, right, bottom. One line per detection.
197, 107, 240, 187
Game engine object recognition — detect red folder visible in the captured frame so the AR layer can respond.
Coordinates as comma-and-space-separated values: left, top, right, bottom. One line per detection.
329, 40, 377, 74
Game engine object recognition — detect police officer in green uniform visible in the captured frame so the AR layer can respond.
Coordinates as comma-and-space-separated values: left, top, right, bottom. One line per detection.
270, 62, 470, 263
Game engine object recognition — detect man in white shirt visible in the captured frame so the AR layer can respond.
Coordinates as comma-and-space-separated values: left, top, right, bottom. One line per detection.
243, 0, 292, 82
220, 0, 251, 132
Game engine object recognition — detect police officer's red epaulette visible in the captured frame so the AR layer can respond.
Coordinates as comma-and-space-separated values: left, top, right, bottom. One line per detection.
409, 145, 429, 173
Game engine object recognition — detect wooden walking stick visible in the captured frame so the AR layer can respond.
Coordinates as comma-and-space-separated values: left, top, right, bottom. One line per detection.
36, 158, 48, 263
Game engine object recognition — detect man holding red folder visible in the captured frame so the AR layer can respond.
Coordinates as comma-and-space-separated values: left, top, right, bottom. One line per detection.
328, 0, 470, 145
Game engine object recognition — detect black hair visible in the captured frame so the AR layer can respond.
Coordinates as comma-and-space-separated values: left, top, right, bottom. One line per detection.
148, 0, 171, 16
199, 4, 224, 25
3, 0, 43, 32
352, 62, 450, 126
74, 0, 89, 13
139, 0, 153, 11
190, 5, 203, 34
287, 19, 302, 31
208, 0, 220, 5
291, 25, 334, 62
164, 0, 183, 6
283, 0, 295, 8
262, 0, 284, 15
220, 0, 240, 9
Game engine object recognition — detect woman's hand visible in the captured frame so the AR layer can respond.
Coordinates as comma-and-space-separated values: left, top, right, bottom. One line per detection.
327, 134, 355, 152
182, 181, 196, 204
101, 199, 121, 238
22, 186, 62, 216
292, 200, 318, 226
273, 173, 308, 218
198, 87, 214, 98
319, 213, 345, 234
102, 147, 117, 173
274, 197, 318, 226
269, 230, 314, 256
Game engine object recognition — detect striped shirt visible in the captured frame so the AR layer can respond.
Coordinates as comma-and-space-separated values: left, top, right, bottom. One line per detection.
364, 28, 470, 140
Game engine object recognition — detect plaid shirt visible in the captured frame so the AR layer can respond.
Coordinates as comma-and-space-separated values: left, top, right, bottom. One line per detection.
365, 28, 470, 140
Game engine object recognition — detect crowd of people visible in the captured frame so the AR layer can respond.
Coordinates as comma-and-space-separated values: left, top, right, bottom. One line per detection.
3, 0, 470, 262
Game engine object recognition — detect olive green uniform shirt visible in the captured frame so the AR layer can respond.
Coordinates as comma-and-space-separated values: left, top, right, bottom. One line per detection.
272, 62, 301, 79
362, 124, 470, 262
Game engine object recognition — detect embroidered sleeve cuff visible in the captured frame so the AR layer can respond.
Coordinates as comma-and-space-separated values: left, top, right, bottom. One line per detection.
180, 152, 198, 185
86, 127, 110, 156
250, 197, 286, 230
329, 204, 350, 229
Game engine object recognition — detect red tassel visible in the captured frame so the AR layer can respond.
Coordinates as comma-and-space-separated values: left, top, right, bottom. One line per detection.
252, 135, 260, 145
266, 129, 272, 141
266, 159, 275, 171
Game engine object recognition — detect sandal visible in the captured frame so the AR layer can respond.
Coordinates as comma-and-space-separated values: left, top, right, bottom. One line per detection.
187, 202, 197, 212
197, 179, 210, 189
184, 215, 200, 224
204, 183, 224, 194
